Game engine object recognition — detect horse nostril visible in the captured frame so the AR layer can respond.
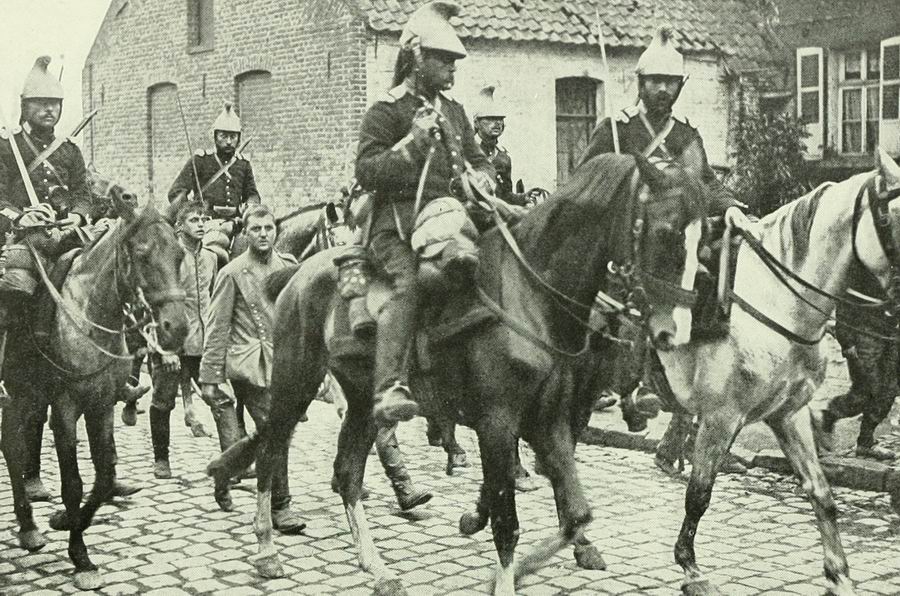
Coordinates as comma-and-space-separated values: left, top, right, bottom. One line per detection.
161, 319, 172, 333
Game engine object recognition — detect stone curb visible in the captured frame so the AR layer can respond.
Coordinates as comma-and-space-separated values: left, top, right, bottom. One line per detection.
582, 424, 900, 502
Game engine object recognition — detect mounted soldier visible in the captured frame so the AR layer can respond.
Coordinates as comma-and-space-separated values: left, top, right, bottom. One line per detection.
167, 102, 260, 265
354, 1, 519, 425
577, 26, 753, 475
0, 56, 141, 501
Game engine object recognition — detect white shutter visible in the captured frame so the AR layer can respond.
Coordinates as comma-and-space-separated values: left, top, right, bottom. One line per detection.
796, 48, 824, 159
880, 37, 900, 156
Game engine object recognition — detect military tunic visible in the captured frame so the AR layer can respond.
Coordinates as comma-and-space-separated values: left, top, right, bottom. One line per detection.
168, 150, 261, 215
578, 105, 740, 214
0, 123, 91, 233
356, 84, 494, 237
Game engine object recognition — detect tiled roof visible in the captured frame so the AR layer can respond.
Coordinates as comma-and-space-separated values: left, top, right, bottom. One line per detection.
359, 0, 776, 70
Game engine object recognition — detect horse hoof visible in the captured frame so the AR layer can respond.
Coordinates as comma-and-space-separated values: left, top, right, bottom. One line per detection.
252, 554, 284, 579
74, 569, 104, 591
826, 576, 857, 596
682, 578, 723, 596
49, 510, 71, 531
459, 511, 487, 536
373, 576, 407, 596
18, 529, 47, 552
574, 544, 606, 571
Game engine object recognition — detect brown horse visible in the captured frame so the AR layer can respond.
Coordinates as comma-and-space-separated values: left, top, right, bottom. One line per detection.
210, 152, 708, 595
0, 187, 188, 590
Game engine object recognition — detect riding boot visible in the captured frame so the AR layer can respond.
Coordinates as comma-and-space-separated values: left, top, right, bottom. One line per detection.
211, 405, 242, 512
376, 426, 432, 511
654, 411, 694, 476
149, 407, 172, 479
0, 329, 10, 409
372, 305, 418, 426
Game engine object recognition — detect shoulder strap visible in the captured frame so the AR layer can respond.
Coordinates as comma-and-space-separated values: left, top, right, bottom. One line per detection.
636, 111, 675, 160
27, 137, 66, 173
21, 132, 66, 188
200, 155, 237, 195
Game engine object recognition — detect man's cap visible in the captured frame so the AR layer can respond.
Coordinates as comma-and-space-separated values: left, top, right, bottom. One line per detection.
22, 56, 65, 100
635, 26, 685, 77
212, 101, 242, 133
400, 1, 467, 59
473, 85, 506, 120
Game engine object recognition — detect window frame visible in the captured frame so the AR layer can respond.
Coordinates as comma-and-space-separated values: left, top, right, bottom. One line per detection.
186, 0, 214, 53
837, 48, 881, 156
796, 47, 824, 158
554, 77, 601, 184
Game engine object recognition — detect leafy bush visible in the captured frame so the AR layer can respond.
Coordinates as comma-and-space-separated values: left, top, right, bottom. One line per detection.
730, 110, 810, 216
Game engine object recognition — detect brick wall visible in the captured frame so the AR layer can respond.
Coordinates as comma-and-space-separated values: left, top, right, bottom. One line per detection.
83, 0, 368, 215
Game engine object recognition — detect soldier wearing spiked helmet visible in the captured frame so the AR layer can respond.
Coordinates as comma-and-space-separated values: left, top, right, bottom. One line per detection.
167, 102, 261, 263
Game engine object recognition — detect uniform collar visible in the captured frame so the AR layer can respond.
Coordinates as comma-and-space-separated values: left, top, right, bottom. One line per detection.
389, 82, 450, 108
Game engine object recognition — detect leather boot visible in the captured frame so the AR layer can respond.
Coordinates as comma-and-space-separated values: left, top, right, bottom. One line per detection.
211, 406, 242, 512
372, 289, 419, 426
377, 426, 432, 511
150, 407, 172, 479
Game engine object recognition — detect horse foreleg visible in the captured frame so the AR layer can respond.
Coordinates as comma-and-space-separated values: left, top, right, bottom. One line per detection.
520, 419, 594, 580
767, 407, 855, 596
334, 381, 406, 596
675, 412, 741, 596
475, 418, 520, 596
0, 394, 45, 552
251, 423, 287, 579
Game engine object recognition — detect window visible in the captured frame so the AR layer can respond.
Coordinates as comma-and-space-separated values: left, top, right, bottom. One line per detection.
838, 48, 881, 154
187, 0, 214, 51
796, 48, 824, 158
880, 37, 900, 156
235, 71, 273, 152
555, 77, 599, 184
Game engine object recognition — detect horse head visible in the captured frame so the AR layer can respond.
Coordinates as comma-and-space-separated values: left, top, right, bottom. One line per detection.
111, 186, 188, 352
631, 153, 708, 351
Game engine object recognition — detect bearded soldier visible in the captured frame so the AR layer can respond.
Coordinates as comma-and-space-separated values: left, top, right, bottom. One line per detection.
167, 102, 260, 264
578, 27, 751, 476
0, 56, 141, 501
472, 86, 529, 206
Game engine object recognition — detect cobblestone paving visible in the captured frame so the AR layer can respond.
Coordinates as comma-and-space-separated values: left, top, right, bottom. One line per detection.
2, 400, 900, 595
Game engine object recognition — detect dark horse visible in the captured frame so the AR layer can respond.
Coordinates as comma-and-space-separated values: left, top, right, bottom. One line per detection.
0, 187, 188, 590
211, 153, 708, 595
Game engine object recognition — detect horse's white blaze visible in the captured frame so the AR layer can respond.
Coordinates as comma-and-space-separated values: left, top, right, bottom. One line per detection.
494, 557, 516, 596
345, 501, 390, 576
671, 218, 702, 346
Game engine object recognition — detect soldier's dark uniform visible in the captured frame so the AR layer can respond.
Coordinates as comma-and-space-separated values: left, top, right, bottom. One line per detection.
167, 149, 260, 214
821, 270, 899, 460
579, 105, 739, 214
0, 125, 92, 235
356, 82, 494, 409
479, 141, 529, 206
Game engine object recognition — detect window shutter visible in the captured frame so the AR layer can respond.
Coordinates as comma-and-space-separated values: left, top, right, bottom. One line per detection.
880, 37, 900, 156
796, 47, 824, 159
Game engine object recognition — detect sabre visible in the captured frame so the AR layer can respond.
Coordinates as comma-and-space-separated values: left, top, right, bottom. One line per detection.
0, 104, 40, 207
173, 89, 204, 206
595, 7, 620, 154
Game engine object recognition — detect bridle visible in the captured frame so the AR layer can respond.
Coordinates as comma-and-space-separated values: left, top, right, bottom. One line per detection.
27, 218, 186, 376
606, 169, 701, 324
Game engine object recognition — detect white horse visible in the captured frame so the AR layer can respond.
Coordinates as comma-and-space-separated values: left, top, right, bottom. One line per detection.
655, 148, 900, 596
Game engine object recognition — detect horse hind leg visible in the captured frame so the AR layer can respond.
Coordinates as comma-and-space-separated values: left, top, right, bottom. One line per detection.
766, 407, 855, 596
675, 411, 742, 596
0, 391, 46, 552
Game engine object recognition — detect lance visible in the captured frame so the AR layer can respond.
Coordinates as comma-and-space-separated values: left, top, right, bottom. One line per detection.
595, 7, 620, 154
172, 88, 205, 206
0, 104, 40, 207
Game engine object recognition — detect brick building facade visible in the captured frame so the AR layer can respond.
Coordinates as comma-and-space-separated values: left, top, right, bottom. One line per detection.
84, 0, 773, 214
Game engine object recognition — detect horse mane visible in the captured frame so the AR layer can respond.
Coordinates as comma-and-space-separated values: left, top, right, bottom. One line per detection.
758, 181, 832, 271
511, 153, 637, 273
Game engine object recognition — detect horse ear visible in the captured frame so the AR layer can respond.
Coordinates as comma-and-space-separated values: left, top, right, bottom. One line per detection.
634, 153, 663, 188
877, 147, 900, 189
110, 184, 137, 222
325, 202, 339, 225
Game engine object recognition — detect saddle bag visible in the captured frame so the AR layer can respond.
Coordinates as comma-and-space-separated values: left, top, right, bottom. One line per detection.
411, 197, 480, 293
203, 219, 235, 266
0, 242, 45, 296
333, 245, 376, 338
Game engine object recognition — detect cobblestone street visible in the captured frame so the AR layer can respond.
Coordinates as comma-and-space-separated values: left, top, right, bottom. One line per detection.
2, 399, 900, 595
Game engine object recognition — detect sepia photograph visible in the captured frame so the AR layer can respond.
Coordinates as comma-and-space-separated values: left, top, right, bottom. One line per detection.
0, 0, 899, 594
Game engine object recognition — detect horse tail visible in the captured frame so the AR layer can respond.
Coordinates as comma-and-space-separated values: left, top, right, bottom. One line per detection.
265, 264, 301, 301
206, 433, 262, 480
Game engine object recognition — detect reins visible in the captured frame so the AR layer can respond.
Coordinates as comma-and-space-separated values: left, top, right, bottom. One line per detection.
726, 175, 900, 344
